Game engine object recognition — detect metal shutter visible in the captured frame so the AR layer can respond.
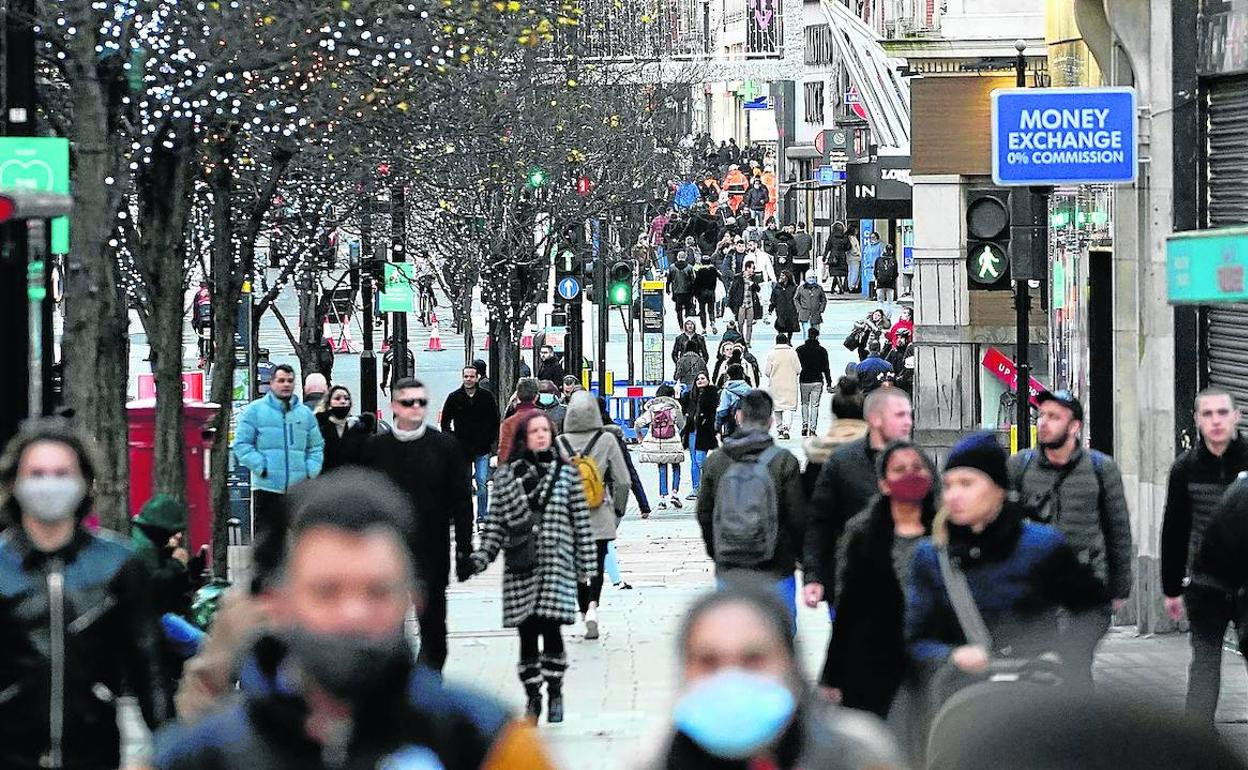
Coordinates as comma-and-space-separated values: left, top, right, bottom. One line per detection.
1205, 77, 1248, 418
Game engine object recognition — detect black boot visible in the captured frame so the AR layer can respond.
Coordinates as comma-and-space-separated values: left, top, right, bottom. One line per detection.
542, 652, 568, 724
518, 658, 542, 724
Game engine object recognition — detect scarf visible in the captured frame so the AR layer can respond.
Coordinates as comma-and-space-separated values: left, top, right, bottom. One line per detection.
512, 450, 558, 507
391, 423, 427, 442
945, 503, 1024, 567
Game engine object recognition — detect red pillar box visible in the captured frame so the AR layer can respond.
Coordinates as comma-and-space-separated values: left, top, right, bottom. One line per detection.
127, 399, 220, 558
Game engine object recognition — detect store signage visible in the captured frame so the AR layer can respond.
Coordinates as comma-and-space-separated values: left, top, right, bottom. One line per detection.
846, 155, 913, 219
1167, 226, 1248, 304
992, 87, 1137, 186
137, 371, 206, 401
981, 347, 1048, 407
814, 165, 846, 185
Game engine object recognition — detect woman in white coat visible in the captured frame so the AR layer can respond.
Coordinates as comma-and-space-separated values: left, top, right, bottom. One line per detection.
764, 332, 801, 440
633, 384, 687, 511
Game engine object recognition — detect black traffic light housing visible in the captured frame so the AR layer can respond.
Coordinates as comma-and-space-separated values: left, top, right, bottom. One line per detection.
966, 188, 1011, 289
608, 260, 634, 306
1008, 187, 1049, 282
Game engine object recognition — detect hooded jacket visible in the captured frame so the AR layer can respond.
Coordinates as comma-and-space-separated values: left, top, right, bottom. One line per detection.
0, 526, 168, 769
667, 262, 695, 295
132, 494, 193, 618
695, 430, 807, 577
559, 392, 631, 540
674, 352, 709, 389
155, 635, 557, 770
233, 391, 324, 493
634, 396, 687, 465
715, 379, 753, 433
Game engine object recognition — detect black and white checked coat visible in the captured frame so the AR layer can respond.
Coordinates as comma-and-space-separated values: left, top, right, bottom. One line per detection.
471, 461, 599, 627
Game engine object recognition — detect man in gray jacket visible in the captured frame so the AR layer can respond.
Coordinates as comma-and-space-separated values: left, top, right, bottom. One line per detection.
1007, 390, 1133, 691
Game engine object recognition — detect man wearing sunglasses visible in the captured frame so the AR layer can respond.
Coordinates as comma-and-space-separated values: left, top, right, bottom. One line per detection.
363, 377, 473, 673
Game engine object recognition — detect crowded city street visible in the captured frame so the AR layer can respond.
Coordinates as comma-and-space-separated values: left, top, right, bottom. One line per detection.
5, 0, 1248, 768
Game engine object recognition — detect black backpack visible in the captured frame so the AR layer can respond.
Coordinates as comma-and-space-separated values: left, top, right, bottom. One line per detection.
875, 255, 898, 283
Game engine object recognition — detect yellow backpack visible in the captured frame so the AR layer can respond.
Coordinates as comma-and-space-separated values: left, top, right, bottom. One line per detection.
561, 431, 607, 508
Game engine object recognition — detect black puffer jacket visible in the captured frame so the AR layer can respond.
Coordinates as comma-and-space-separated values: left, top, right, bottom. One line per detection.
1161, 436, 1248, 596
0, 527, 167, 770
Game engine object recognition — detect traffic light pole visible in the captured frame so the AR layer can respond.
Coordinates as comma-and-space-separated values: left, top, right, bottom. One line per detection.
389, 166, 410, 386
595, 220, 608, 396
359, 176, 378, 416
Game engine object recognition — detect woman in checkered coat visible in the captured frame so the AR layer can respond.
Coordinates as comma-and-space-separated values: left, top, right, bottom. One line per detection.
466, 410, 598, 725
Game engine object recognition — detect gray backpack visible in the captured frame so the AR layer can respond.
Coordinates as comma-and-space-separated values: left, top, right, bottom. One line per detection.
713, 445, 784, 569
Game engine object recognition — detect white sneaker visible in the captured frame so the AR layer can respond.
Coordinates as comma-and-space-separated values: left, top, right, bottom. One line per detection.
670, 494, 683, 509
657, 499, 669, 511
585, 603, 600, 639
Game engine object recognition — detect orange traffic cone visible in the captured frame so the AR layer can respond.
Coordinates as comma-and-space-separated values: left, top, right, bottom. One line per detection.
427, 314, 445, 352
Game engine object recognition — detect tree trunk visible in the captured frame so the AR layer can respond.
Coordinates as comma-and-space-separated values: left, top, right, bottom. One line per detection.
137, 136, 194, 501
207, 156, 240, 575
61, 47, 130, 531
493, 314, 522, 413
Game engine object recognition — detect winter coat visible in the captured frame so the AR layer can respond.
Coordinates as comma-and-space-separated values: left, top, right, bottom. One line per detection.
770, 282, 801, 333
825, 232, 851, 278
362, 428, 474, 588
792, 232, 814, 263
751, 251, 777, 284
744, 184, 769, 209
316, 412, 376, 471
155, 634, 557, 770
804, 435, 880, 592
884, 342, 914, 392
471, 460, 599, 627
0, 527, 168, 769
1192, 475, 1248, 597
559, 392, 631, 540
874, 253, 899, 289
667, 263, 695, 295
439, 386, 501, 459
794, 283, 827, 323
537, 356, 566, 384
1006, 446, 1134, 601
497, 402, 540, 464
671, 332, 709, 365
797, 340, 833, 386
232, 392, 324, 493
822, 494, 935, 717
696, 431, 807, 578
728, 275, 763, 316
681, 385, 721, 452
765, 344, 801, 411
673, 352, 709, 389
715, 379, 753, 433
1160, 436, 1248, 596
905, 504, 1104, 678
691, 263, 720, 300
131, 495, 192, 637
713, 354, 756, 388
634, 396, 687, 465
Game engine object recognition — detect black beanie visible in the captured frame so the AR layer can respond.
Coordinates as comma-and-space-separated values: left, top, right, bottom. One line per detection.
944, 432, 1009, 489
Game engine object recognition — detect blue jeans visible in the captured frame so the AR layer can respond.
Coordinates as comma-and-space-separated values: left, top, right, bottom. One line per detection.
847, 261, 861, 291
472, 454, 490, 520
861, 265, 875, 298
688, 433, 707, 491
659, 463, 682, 496
605, 541, 622, 584
717, 574, 798, 635
656, 246, 669, 271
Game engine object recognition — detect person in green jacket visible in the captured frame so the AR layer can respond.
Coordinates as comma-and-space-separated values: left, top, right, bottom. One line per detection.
132, 494, 197, 711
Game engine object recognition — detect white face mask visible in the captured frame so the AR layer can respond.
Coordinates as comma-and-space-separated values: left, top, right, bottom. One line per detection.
14, 476, 87, 523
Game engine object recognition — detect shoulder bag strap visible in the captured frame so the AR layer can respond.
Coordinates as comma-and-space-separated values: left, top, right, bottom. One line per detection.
584, 429, 604, 455
937, 546, 994, 650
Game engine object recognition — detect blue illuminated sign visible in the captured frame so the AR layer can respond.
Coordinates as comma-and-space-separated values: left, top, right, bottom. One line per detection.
992, 87, 1137, 186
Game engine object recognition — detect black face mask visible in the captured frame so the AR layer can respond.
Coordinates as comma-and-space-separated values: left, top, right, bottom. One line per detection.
329, 405, 351, 419
282, 627, 412, 705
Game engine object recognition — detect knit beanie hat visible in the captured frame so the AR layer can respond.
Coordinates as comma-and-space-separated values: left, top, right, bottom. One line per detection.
944, 431, 1009, 489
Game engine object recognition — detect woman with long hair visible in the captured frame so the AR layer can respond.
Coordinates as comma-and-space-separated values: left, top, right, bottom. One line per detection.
314, 384, 376, 471
681, 371, 719, 500
464, 410, 598, 724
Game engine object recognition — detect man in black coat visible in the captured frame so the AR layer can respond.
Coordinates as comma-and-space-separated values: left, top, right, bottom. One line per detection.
536, 345, 566, 384
1161, 387, 1248, 723
803, 388, 913, 608
440, 365, 501, 522
364, 378, 473, 672
671, 318, 709, 367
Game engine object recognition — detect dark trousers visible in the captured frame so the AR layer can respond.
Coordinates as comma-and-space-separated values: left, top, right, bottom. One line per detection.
417, 583, 449, 672
1062, 604, 1112, 693
1185, 586, 1244, 723
577, 540, 611, 613
517, 617, 566, 693
252, 490, 288, 588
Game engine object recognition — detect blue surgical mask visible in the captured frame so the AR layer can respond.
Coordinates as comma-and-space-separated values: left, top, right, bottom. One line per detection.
672, 669, 796, 759
538, 394, 558, 407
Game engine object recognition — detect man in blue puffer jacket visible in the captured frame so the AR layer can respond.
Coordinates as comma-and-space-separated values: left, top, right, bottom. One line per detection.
232, 363, 324, 585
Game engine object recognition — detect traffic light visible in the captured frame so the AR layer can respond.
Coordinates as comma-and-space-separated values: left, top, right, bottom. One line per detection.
608, 260, 633, 306
575, 175, 592, 196
966, 188, 1010, 289
0, 195, 14, 223
525, 167, 548, 189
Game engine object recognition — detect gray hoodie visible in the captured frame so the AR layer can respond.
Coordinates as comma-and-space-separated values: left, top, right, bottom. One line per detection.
559, 391, 631, 540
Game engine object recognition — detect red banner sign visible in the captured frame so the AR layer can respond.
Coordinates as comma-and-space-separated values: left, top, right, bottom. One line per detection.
981, 347, 1047, 407
137, 371, 206, 401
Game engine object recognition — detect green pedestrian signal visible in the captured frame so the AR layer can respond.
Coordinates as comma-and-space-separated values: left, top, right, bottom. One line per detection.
608, 261, 633, 306
966, 188, 1011, 289
525, 167, 548, 188
969, 242, 1006, 284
